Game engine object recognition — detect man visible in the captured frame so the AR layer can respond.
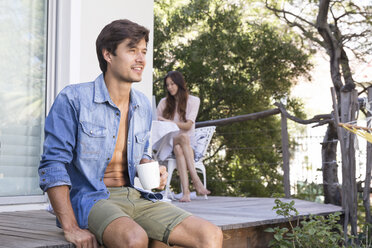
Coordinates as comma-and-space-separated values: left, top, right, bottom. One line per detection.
39, 19, 223, 248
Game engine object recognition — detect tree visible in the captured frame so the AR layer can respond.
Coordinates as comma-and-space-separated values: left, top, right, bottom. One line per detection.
265, 0, 372, 237
154, 0, 312, 197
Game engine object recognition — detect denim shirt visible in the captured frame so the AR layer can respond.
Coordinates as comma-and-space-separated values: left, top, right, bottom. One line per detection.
39, 74, 162, 229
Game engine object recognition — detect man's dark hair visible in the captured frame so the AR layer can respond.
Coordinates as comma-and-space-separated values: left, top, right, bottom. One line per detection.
96, 19, 149, 74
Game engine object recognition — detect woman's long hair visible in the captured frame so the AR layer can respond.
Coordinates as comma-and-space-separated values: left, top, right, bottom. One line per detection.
163, 71, 189, 122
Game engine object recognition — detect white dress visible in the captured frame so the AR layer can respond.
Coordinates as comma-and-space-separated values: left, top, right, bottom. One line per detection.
154, 95, 200, 161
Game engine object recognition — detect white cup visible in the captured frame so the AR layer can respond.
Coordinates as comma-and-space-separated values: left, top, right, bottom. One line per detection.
136, 161, 160, 190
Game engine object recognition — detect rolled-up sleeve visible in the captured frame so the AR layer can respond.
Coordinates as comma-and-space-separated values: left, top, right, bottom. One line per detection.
186, 96, 200, 123
156, 98, 166, 119
39, 89, 77, 192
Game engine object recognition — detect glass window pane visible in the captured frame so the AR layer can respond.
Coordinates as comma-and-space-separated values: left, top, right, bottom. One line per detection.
0, 0, 47, 196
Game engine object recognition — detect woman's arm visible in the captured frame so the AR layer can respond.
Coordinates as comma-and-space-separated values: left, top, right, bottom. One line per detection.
179, 95, 200, 131
175, 119, 193, 131
158, 96, 200, 131
156, 98, 166, 120
158, 116, 193, 131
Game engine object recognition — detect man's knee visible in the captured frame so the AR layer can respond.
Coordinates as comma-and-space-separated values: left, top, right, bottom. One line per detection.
124, 233, 148, 248
168, 216, 222, 248
200, 223, 223, 247
102, 218, 149, 248
107, 228, 148, 248
211, 225, 224, 246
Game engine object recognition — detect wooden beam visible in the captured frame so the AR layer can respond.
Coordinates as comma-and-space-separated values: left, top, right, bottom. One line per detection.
331, 87, 350, 237
195, 108, 280, 128
274, 102, 332, 125
196, 105, 332, 128
340, 90, 358, 237
364, 87, 372, 224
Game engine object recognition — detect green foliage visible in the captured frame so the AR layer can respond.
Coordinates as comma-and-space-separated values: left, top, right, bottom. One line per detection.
266, 198, 346, 248
357, 223, 372, 248
295, 181, 324, 203
272, 199, 299, 219
355, 196, 372, 247
154, 0, 312, 196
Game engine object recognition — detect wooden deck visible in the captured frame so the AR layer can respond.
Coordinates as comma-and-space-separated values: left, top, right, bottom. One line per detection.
0, 196, 343, 248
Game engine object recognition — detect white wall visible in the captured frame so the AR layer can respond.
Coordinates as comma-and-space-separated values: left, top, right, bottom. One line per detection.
53, 0, 154, 104
79, 0, 154, 99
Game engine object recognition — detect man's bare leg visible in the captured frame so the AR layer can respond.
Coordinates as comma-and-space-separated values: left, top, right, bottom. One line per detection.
148, 239, 168, 248
168, 216, 223, 248
102, 216, 148, 248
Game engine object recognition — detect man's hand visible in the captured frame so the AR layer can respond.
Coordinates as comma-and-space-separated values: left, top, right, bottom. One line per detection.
158, 165, 168, 190
139, 159, 167, 190
139, 158, 152, 164
47, 186, 100, 247
64, 227, 99, 248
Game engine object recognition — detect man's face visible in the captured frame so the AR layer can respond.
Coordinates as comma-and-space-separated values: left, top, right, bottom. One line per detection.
106, 38, 147, 83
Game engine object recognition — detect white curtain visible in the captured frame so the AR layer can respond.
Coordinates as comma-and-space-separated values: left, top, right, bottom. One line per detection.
0, 0, 47, 196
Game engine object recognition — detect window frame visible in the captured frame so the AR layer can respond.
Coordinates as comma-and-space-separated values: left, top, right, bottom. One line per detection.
0, 0, 58, 205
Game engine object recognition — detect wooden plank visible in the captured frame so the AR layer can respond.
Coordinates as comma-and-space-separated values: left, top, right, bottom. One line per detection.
0, 218, 58, 231
0, 211, 70, 248
0, 233, 72, 248
172, 197, 342, 229
0, 210, 54, 218
0, 226, 64, 241
0, 213, 55, 223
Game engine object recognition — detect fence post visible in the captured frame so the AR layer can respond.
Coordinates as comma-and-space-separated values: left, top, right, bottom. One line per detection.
340, 90, 358, 237
281, 113, 291, 198
364, 87, 372, 224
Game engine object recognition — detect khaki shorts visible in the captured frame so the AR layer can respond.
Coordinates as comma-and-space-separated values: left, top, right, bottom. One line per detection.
88, 187, 191, 245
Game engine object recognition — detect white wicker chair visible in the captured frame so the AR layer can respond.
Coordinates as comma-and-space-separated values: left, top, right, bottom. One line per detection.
164, 126, 216, 200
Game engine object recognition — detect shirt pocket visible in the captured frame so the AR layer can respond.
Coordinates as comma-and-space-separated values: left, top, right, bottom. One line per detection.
133, 131, 150, 162
77, 121, 107, 160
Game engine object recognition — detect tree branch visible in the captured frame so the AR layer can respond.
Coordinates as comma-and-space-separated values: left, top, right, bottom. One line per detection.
316, 0, 344, 94
265, 1, 315, 27
274, 102, 332, 126
265, 1, 324, 47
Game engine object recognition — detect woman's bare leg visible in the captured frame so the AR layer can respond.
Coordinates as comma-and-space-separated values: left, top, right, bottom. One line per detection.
173, 144, 191, 202
174, 134, 210, 196
183, 144, 210, 195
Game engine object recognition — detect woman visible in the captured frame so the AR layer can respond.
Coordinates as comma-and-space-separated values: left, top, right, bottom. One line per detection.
157, 71, 210, 202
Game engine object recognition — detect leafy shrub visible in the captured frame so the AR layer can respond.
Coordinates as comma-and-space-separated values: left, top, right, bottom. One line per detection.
266, 198, 345, 248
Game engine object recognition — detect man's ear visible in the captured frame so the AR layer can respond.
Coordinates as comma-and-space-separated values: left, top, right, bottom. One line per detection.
102, 49, 112, 64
